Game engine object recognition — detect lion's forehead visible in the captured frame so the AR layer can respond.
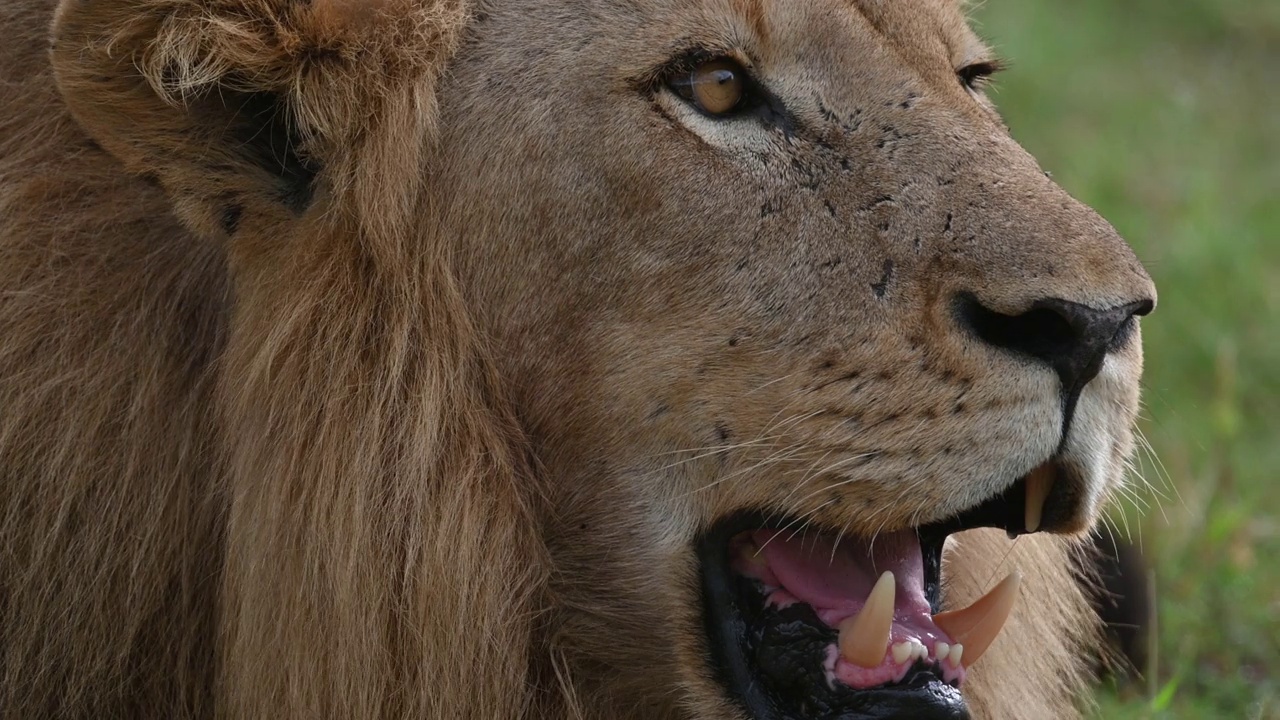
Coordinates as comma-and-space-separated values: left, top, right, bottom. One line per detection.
504, 0, 988, 92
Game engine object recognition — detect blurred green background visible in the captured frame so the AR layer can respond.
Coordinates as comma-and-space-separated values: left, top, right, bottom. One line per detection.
970, 0, 1279, 718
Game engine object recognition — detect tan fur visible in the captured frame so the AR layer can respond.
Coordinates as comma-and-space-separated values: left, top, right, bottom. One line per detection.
1, 0, 1154, 717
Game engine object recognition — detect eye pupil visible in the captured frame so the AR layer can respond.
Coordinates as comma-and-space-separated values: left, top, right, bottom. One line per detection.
676, 58, 748, 116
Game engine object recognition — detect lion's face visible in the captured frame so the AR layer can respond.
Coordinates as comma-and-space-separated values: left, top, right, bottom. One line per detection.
437, 0, 1153, 716
31, 0, 1154, 713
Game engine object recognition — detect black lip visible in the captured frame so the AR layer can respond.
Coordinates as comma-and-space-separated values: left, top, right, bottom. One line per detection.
923, 459, 1082, 536
698, 513, 968, 720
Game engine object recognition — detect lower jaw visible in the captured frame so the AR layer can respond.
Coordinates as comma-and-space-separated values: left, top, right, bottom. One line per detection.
698, 514, 968, 720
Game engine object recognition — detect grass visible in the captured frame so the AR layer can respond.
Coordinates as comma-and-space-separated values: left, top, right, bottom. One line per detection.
969, 0, 1280, 717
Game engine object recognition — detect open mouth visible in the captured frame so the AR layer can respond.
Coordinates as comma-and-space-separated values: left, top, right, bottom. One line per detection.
697, 461, 1066, 719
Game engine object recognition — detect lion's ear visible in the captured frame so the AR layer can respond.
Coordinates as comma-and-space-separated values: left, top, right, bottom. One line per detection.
50, 0, 466, 242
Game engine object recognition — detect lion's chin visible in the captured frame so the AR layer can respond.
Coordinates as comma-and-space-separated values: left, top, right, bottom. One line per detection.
696, 461, 1067, 720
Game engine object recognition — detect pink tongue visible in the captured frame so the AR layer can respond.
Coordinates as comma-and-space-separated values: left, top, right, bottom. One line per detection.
751, 529, 931, 618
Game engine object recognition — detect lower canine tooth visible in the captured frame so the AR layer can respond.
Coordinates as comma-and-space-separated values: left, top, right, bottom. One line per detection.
838, 571, 896, 668
931, 571, 1021, 668
891, 642, 913, 664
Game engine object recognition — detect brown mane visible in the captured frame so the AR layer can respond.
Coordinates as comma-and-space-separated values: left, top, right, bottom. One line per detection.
1, 1, 550, 716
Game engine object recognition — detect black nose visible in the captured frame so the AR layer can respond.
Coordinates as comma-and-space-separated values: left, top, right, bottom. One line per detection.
957, 294, 1154, 394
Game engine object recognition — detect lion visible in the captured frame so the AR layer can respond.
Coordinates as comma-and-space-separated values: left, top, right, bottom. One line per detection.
0, 0, 1156, 716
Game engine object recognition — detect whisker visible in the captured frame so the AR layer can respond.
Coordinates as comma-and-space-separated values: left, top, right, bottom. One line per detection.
757, 499, 839, 553
746, 369, 805, 395
780, 452, 880, 514
680, 442, 820, 498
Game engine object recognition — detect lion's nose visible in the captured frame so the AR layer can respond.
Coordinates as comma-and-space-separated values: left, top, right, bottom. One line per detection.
956, 294, 1155, 395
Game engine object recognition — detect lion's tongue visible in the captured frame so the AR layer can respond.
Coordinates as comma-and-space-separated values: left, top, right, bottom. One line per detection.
741, 528, 1020, 689
750, 529, 939, 636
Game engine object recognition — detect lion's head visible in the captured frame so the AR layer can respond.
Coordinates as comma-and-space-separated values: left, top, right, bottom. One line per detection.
1, 0, 1151, 716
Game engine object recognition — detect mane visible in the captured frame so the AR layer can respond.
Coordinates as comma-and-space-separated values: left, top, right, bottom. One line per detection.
948, 531, 1099, 718
0, 1, 552, 716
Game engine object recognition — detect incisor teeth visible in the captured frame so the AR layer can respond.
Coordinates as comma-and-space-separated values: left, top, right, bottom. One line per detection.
1024, 464, 1055, 532
838, 571, 896, 668
891, 642, 913, 665
948, 643, 964, 667
935, 641, 950, 663
931, 571, 1020, 668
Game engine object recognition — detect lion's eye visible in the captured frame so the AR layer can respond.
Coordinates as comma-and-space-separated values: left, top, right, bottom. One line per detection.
671, 58, 748, 116
957, 60, 1003, 91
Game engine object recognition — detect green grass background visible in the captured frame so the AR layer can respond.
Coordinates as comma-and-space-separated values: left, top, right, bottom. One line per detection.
969, 0, 1279, 717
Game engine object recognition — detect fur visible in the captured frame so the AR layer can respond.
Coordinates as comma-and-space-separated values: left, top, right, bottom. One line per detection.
1, 0, 1155, 717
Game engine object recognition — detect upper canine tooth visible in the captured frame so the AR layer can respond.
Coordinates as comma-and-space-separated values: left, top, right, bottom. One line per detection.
1024, 464, 1055, 532
931, 571, 1020, 668
838, 571, 896, 668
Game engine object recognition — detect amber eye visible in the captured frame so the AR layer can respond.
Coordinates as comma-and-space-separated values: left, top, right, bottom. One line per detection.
672, 58, 748, 116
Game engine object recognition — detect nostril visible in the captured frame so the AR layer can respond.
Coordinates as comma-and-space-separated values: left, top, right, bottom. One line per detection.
1130, 298, 1155, 318
1105, 297, 1153, 354
955, 294, 1080, 371
954, 293, 1152, 396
